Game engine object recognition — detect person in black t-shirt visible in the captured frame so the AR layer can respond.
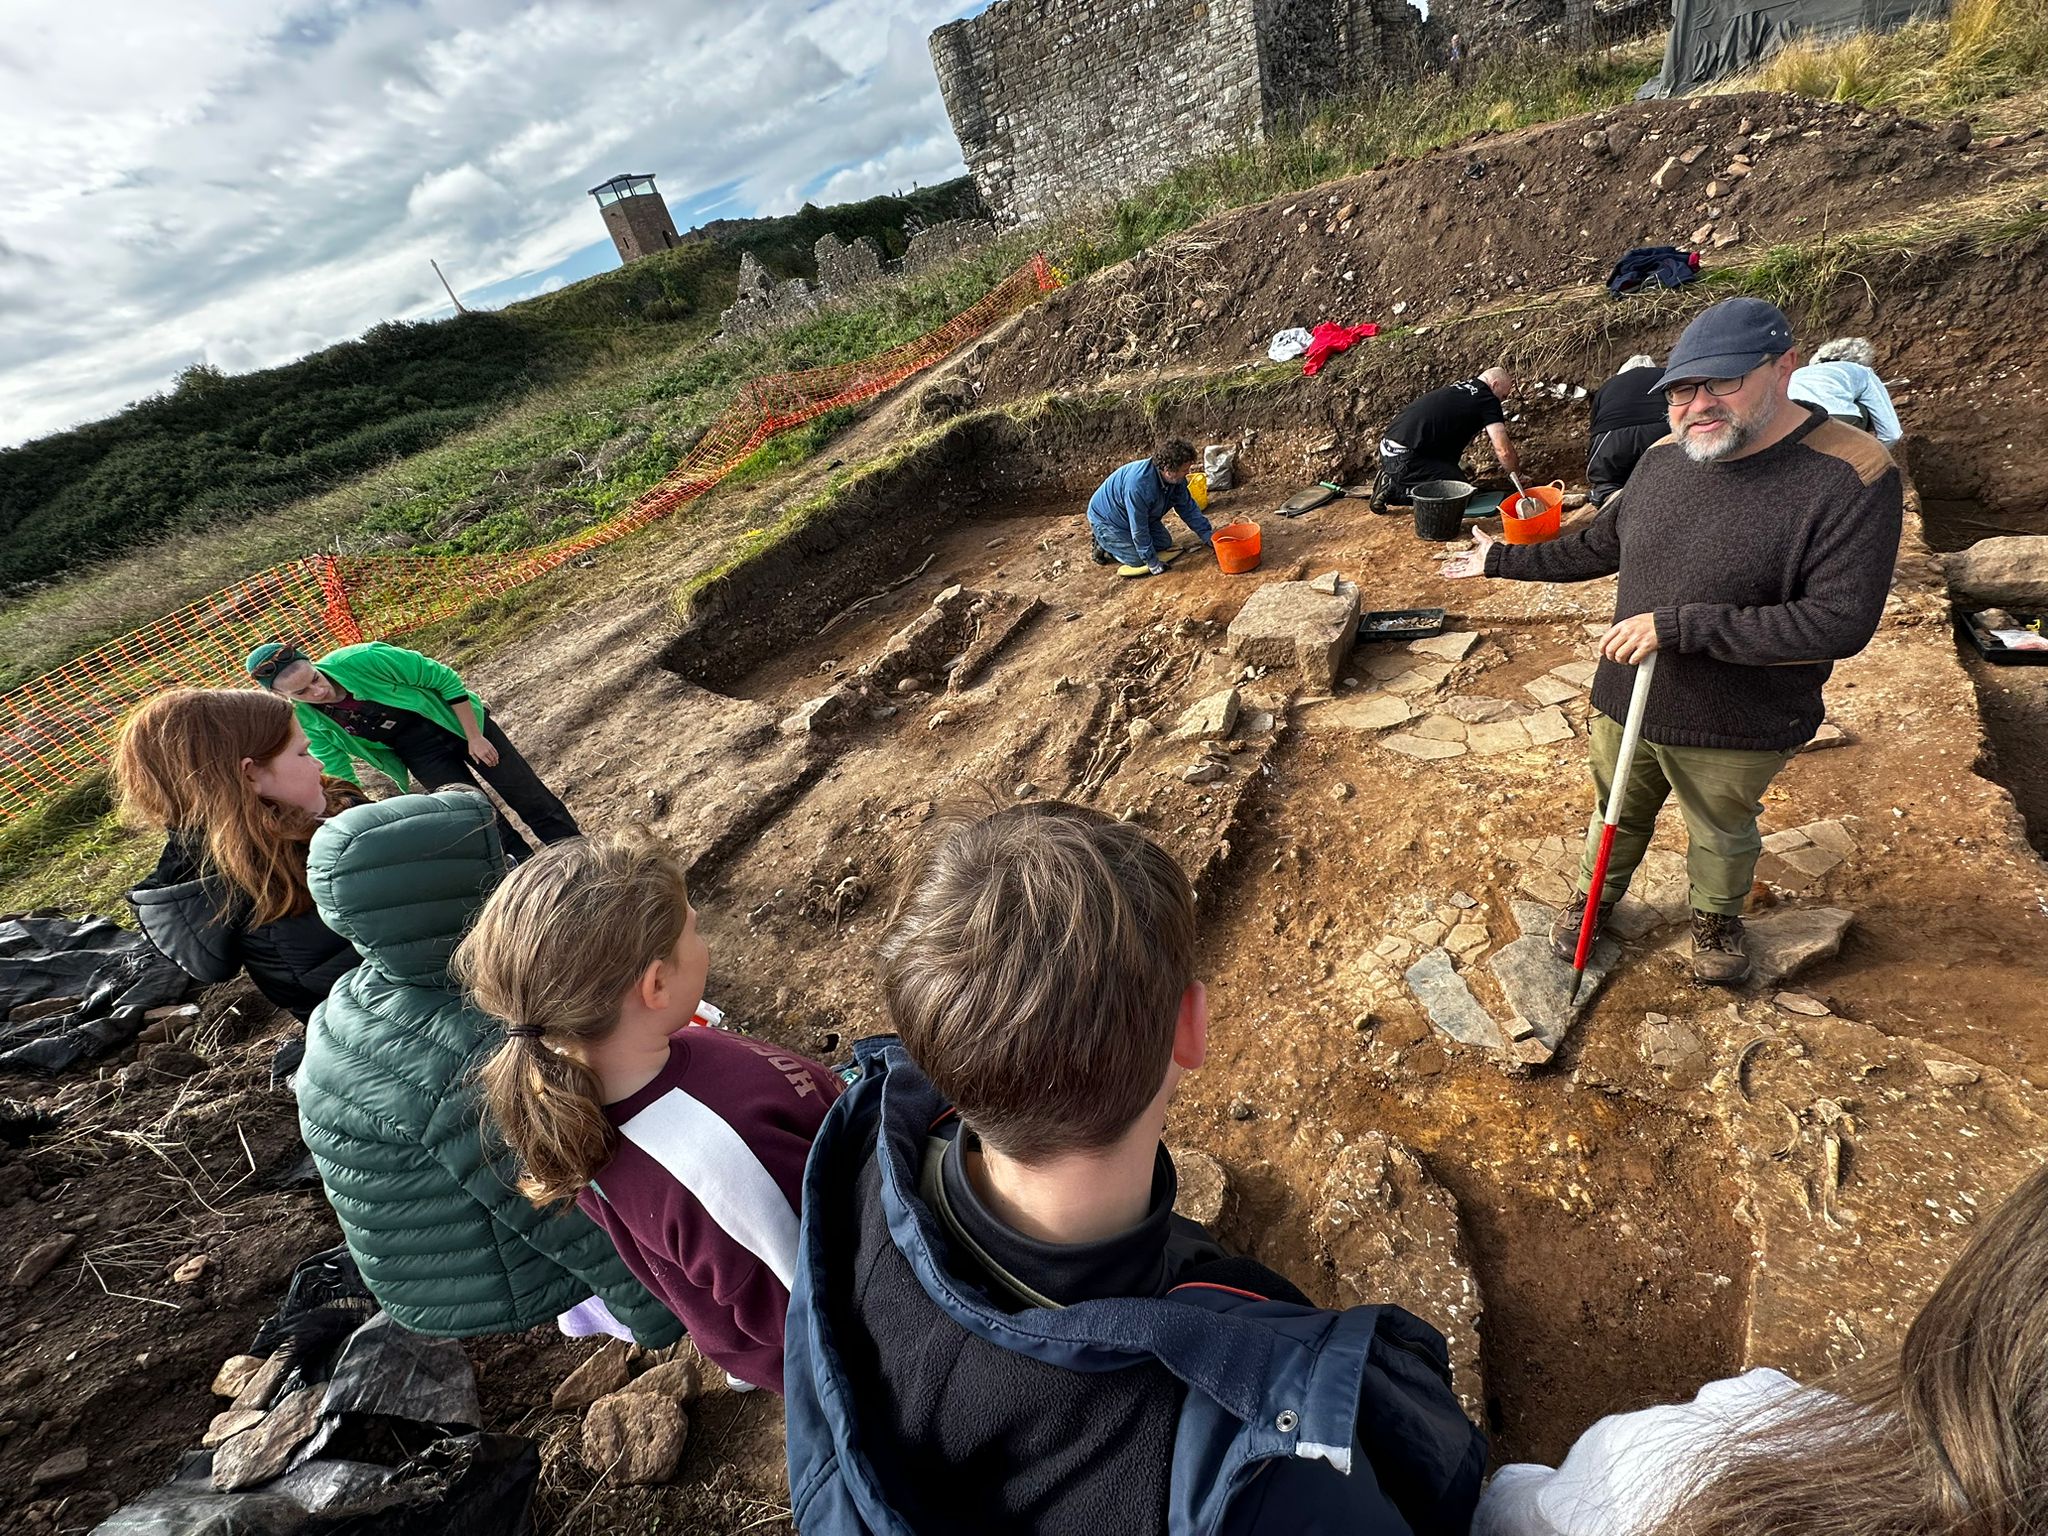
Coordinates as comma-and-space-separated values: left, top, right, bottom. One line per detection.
1369, 366, 1522, 512
1587, 355, 1668, 508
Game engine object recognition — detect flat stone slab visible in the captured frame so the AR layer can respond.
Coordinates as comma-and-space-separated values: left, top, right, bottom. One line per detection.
1491, 900, 1622, 1061
1173, 687, 1240, 741
1467, 720, 1535, 756
1442, 696, 1520, 723
1522, 706, 1574, 746
1408, 631, 1480, 663
1403, 948, 1502, 1050
1383, 662, 1455, 696
1318, 692, 1414, 731
1550, 659, 1600, 687
1411, 715, 1468, 742
1747, 906, 1853, 987
1383, 733, 1466, 761
1228, 580, 1361, 691
1523, 674, 1583, 707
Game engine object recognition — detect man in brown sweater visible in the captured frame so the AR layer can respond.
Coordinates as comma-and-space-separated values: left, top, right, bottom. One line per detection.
1446, 299, 1902, 983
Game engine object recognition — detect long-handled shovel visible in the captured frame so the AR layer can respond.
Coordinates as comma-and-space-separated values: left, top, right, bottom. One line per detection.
1570, 650, 1659, 1006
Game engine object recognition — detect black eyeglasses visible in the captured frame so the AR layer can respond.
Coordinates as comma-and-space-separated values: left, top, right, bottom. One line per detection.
1663, 357, 1777, 406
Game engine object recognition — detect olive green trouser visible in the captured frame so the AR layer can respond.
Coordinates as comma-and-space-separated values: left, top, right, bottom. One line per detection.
1576, 713, 1794, 917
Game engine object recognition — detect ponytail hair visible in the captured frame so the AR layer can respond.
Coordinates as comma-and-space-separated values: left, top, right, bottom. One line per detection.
456, 832, 693, 1207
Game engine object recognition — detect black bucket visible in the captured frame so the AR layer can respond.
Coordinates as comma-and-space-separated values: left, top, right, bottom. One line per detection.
1410, 479, 1475, 541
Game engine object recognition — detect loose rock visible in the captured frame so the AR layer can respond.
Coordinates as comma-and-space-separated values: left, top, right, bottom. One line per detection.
9, 1233, 77, 1289
552, 1339, 633, 1411
209, 1359, 264, 1409
1924, 1059, 1981, 1087
1314, 1135, 1485, 1414
30, 1447, 88, 1487
583, 1390, 689, 1484
1173, 687, 1241, 741
1169, 1147, 1234, 1230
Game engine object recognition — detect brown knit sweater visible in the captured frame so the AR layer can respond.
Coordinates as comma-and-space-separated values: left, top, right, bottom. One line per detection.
1487, 407, 1902, 750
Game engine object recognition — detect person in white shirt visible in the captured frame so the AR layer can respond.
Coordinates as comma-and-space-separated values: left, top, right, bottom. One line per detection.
1789, 337, 1904, 446
1475, 1157, 2048, 1536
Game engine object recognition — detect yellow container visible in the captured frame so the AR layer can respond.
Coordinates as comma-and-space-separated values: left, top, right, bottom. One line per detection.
1188, 471, 1210, 510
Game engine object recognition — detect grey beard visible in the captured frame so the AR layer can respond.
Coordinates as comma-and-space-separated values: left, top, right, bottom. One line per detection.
1679, 410, 1762, 464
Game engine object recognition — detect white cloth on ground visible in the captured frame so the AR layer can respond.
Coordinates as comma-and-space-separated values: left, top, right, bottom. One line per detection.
1267, 327, 1314, 362
1474, 1368, 1806, 1536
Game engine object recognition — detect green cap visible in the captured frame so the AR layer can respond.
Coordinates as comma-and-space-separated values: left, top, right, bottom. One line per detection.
245, 642, 306, 688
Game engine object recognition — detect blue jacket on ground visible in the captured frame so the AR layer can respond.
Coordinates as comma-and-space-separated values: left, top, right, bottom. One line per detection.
1088, 458, 1214, 565
783, 1037, 1487, 1536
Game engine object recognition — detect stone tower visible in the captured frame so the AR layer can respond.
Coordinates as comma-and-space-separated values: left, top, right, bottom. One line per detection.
589, 174, 679, 263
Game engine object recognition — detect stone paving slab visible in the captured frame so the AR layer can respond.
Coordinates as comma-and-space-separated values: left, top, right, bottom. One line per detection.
1384, 733, 1466, 761
1523, 675, 1582, 708
1408, 631, 1480, 663
1492, 899, 1622, 1061
1404, 948, 1503, 1050
1314, 692, 1414, 731
1467, 720, 1535, 756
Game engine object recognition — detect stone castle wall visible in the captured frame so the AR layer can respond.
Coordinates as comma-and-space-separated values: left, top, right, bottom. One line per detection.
931, 0, 1425, 226
930, 0, 1266, 228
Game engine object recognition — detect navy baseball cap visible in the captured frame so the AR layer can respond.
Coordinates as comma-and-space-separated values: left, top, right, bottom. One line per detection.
1649, 298, 1794, 392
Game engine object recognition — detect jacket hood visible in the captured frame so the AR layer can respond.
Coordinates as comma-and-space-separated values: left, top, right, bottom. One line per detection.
784, 1040, 1447, 1536
307, 788, 505, 986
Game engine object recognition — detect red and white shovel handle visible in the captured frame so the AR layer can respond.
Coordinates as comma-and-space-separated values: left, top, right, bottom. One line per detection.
1572, 650, 1659, 973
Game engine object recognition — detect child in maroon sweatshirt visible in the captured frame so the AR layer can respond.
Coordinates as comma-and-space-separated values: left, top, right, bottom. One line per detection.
459, 832, 838, 1393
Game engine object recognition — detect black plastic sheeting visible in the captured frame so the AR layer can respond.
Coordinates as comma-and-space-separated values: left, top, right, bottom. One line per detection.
1641, 0, 1952, 96
0, 913, 193, 1075
92, 1248, 538, 1536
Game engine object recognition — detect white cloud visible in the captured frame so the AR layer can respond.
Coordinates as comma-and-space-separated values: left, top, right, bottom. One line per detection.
0, 0, 973, 446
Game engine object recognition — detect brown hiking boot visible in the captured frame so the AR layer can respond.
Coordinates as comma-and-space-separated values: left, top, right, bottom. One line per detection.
1549, 893, 1616, 962
1690, 911, 1752, 986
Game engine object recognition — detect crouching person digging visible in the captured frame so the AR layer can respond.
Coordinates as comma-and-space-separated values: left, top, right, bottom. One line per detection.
1445, 299, 1901, 985
1087, 438, 1214, 578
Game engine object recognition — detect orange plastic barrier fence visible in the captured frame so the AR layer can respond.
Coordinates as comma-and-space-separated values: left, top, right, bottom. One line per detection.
0, 254, 1059, 825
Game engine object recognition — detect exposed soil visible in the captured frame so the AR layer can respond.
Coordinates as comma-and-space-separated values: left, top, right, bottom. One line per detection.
974, 93, 2045, 404
8, 87, 2048, 1536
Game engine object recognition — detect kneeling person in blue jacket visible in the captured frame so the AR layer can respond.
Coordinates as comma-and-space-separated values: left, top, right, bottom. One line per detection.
782, 800, 1486, 1535
1087, 438, 1214, 578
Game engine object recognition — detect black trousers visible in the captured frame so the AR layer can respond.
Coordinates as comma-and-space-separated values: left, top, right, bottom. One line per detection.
1373, 448, 1464, 506
401, 717, 579, 860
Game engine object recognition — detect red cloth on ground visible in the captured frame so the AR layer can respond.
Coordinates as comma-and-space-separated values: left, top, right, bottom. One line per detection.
1301, 321, 1380, 376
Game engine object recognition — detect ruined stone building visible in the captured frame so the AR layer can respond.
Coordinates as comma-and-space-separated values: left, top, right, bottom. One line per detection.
589, 174, 680, 263
1428, 0, 1669, 67
929, 0, 1427, 226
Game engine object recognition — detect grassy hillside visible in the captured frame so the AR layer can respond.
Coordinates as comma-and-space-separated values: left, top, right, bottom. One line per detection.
0, 181, 979, 592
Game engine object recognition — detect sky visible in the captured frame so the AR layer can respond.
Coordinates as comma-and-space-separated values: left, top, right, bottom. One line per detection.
0, 0, 987, 448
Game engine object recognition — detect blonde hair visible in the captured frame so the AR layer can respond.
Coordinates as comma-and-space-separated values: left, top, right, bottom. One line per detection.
115, 688, 359, 926
1653, 1158, 2048, 1536
457, 833, 692, 1206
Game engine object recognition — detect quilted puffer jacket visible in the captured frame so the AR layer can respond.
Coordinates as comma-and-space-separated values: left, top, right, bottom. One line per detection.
296, 788, 680, 1345
129, 829, 359, 1023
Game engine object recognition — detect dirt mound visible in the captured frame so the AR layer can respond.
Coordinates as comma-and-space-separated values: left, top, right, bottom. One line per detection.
978, 91, 2034, 401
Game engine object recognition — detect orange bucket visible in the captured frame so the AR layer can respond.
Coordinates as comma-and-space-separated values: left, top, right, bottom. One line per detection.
1213, 521, 1262, 574
1498, 481, 1564, 544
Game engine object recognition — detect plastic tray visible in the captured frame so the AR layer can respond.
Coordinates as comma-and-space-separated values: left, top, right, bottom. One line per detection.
1958, 608, 2048, 666
1357, 607, 1448, 641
